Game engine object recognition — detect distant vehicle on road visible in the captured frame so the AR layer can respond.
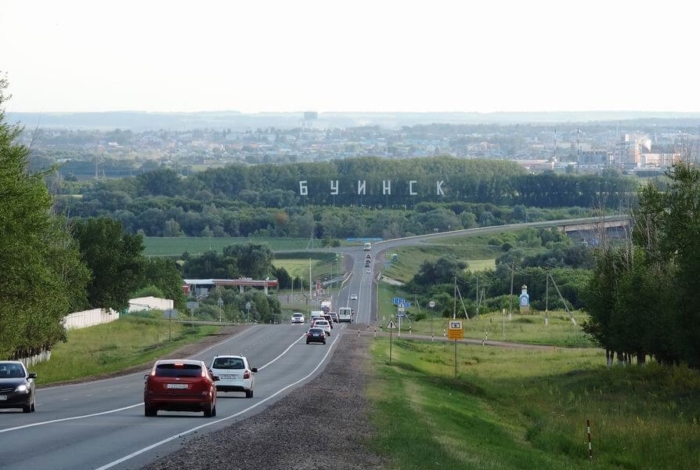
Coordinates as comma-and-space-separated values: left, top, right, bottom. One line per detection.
321, 300, 332, 314
350, 294, 358, 300
306, 327, 327, 345
338, 307, 353, 323
312, 319, 332, 337
363, 242, 371, 251
291, 312, 305, 324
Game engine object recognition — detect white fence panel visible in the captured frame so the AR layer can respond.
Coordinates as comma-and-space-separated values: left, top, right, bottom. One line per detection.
63, 308, 120, 330
129, 297, 174, 313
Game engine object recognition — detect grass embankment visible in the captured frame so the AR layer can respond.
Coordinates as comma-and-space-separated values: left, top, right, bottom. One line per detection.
369, 338, 700, 470
379, 240, 504, 284
31, 315, 218, 385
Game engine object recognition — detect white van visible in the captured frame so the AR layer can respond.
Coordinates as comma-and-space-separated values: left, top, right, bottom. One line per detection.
338, 307, 352, 323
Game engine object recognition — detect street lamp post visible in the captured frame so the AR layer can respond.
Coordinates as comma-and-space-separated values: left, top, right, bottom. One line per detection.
217, 297, 223, 323
246, 302, 251, 323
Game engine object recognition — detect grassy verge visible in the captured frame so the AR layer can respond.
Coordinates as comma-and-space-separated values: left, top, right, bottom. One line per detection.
31, 315, 218, 385
376, 282, 596, 348
399, 311, 595, 348
368, 338, 700, 470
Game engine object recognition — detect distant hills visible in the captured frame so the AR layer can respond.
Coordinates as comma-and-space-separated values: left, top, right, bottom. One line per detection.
8, 110, 700, 131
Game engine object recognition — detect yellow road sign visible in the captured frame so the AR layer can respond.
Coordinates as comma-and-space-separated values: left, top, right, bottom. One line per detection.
448, 320, 463, 339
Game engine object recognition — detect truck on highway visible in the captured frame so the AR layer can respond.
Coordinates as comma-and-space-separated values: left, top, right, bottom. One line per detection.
321, 300, 332, 314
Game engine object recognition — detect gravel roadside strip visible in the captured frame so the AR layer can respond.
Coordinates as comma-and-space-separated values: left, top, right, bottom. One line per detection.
143, 328, 388, 470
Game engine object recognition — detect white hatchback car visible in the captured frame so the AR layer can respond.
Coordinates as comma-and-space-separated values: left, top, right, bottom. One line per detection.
350, 294, 358, 300
210, 355, 257, 398
311, 319, 332, 337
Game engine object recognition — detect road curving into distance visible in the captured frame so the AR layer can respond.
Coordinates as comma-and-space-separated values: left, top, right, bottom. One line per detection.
1, 216, 622, 469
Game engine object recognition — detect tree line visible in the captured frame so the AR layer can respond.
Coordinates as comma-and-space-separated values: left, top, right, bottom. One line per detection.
583, 163, 700, 368
49, 160, 635, 239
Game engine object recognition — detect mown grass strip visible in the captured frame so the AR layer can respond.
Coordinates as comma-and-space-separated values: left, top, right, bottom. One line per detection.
368, 337, 700, 470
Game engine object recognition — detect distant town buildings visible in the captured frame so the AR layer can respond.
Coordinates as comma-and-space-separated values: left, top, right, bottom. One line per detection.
18, 114, 698, 179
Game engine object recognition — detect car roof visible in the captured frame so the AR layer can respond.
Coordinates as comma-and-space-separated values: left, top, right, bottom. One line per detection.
155, 359, 203, 366
213, 354, 246, 360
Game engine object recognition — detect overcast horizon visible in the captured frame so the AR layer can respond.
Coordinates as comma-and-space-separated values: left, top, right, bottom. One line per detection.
3, 0, 697, 115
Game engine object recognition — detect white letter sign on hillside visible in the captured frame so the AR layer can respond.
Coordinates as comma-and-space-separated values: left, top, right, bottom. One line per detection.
294, 179, 450, 197
383, 180, 391, 195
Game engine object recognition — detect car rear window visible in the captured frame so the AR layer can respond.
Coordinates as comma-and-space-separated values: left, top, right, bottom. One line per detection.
155, 363, 203, 377
309, 328, 323, 333
212, 357, 245, 370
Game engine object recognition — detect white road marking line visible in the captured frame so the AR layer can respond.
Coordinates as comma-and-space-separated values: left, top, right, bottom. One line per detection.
0, 330, 328, 437
95, 335, 340, 470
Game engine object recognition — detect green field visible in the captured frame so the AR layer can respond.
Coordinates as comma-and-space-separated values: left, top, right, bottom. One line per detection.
369, 337, 700, 470
143, 236, 312, 256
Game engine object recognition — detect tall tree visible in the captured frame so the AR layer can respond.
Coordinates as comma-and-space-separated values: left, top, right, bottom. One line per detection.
141, 257, 186, 310
0, 74, 90, 359
72, 217, 145, 311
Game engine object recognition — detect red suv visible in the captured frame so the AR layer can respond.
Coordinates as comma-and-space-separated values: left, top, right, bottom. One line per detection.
144, 359, 219, 417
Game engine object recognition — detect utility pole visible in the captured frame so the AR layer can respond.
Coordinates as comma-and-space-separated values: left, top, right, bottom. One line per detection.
545, 268, 550, 326
453, 275, 457, 319
509, 261, 515, 320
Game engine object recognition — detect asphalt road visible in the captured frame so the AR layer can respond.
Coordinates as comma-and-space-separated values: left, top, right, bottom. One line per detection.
1, 216, 618, 469
0, 323, 348, 470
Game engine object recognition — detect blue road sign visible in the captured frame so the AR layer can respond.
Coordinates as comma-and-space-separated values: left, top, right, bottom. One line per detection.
392, 297, 405, 306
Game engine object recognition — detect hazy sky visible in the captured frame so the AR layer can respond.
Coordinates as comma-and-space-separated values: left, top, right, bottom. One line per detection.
2, 0, 696, 114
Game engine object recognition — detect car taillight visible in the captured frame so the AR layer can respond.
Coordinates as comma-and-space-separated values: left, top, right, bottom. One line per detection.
243, 370, 251, 379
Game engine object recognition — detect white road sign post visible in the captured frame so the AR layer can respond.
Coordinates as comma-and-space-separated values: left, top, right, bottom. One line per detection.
428, 300, 436, 340
387, 320, 396, 363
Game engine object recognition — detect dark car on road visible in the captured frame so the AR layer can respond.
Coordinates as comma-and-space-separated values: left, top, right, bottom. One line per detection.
144, 359, 219, 417
0, 361, 37, 413
306, 327, 327, 345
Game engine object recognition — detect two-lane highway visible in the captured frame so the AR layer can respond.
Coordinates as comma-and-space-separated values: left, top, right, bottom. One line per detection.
0, 323, 348, 470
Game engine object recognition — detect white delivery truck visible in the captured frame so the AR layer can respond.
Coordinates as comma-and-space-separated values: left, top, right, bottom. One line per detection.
338, 307, 353, 323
